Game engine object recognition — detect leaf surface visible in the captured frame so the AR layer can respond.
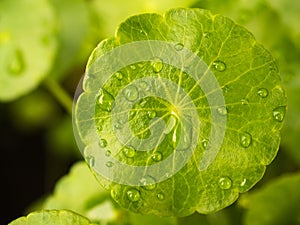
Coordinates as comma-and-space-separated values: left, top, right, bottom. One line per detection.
9, 210, 94, 225
74, 8, 286, 216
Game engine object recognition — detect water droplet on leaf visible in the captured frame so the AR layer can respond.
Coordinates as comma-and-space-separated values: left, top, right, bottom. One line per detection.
8, 49, 25, 75
99, 139, 107, 148
110, 189, 117, 199
124, 85, 139, 101
241, 98, 249, 105
217, 106, 228, 115
222, 85, 230, 93
97, 124, 103, 132
87, 156, 95, 167
203, 32, 210, 38
147, 110, 156, 119
152, 57, 163, 73
257, 88, 268, 98
106, 161, 113, 167
272, 106, 286, 122
115, 72, 123, 80
202, 139, 208, 148
240, 132, 252, 148
213, 61, 226, 72
151, 152, 162, 162
127, 189, 140, 202
98, 89, 114, 112
114, 122, 122, 129
240, 178, 247, 187
175, 43, 184, 51
157, 193, 164, 200
123, 146, 136, 158
105, 150, 111, 157
140, 176, 157, 190
164, 115, 177, 134
218, 176, 232, 190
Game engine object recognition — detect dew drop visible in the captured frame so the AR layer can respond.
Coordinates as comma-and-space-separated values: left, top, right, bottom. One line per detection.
130, 110, 136, 118
272, 106, 286, 122
110, 189, 117, 199
241, 98, 249, 105
240, 178, 247, 187
157, 193, 164, 200
105, 150, 111, 157
202, 139, 208, 148
97, 124, 103, 132
140, 99, 148, 107
98, 89, 115, 112
140, 176, 157, 190
217, 106, 228, 115
123, 146, 136, 158
127, 189, 140, 202
106, 161, 114, 167
139, 81, 148, 89
151, 152, 163, 162
164, 115, 177, 134
257, 88, 268, 98
218, 176, 232, 190
87, 156, 95, 167
151, 57, 163, 73
213, 61, 226, 72
130, 65, 136, 70
114, 122, 122, 129
203, 32, 210, 38
8, 49, 25, 75
174, 43, 184, 51
240, 132, 252, 148
99, 139, 107, 148
115, 72, 123, 80
147, 110, 156, 119
166, 173, 172, 178
222, 85, 230, 94
124, 85, 139, 102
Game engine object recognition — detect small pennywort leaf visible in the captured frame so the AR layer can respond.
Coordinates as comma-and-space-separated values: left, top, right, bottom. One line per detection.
8, 210, 94, 225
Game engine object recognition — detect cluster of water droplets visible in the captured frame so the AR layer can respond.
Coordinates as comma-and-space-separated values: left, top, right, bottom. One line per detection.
92, 41, 286, 201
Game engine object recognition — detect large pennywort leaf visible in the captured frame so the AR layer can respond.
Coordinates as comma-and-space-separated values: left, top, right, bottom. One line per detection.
74, 8, 286, 216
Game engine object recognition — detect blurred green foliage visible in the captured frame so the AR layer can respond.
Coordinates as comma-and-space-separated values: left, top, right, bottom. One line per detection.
1, 0, 300, 224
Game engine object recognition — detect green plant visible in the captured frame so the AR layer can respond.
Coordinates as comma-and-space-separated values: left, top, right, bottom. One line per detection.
1, 1, 299, 225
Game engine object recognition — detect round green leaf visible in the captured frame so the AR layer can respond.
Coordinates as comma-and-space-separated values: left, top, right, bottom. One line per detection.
0, 0, 57, 101
74, 8, 286, 216
9, 210, 94, 225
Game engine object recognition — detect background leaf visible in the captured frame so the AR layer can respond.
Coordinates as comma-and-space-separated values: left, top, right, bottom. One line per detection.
89, 0, 197, 37
9, 210, 94, 225
49, 0, 95, 80
240, 173, 300, 225
0, 0, 57, 101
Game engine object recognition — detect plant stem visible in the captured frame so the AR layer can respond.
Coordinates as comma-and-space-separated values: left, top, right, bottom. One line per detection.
44, 77, 73, 115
